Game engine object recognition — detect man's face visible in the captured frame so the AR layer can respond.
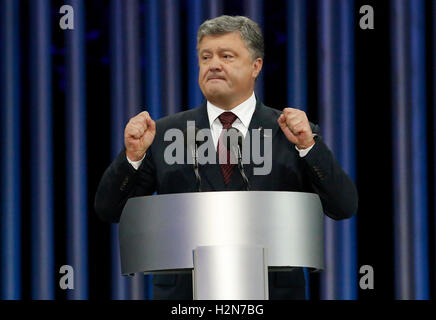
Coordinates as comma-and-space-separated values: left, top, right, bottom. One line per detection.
198, 32, 262, 109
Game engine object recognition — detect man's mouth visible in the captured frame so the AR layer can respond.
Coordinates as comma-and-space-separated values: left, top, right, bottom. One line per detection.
207, 76, 225, 81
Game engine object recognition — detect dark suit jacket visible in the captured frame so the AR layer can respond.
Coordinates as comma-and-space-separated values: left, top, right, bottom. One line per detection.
94, 99, 358, 300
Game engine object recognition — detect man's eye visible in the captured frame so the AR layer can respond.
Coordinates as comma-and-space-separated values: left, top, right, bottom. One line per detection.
202, 56, 210, 60
223, 55, 232, 59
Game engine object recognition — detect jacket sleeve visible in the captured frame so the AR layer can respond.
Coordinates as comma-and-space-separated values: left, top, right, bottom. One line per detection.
301, 124, 358, 220
94, 148, 157, 223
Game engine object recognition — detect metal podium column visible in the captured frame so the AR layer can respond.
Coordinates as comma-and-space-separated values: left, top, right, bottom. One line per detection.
192, 245, 268, 300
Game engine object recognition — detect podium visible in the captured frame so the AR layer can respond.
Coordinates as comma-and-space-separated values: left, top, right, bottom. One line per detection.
119, 191, 324, 300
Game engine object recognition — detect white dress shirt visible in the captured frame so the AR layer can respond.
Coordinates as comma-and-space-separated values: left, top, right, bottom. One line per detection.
207, 92, 256, 150
128, 92, 314, 169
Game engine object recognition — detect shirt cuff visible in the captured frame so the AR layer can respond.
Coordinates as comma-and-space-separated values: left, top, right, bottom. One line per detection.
126, 153, 145, 170
295, 143, 315, 158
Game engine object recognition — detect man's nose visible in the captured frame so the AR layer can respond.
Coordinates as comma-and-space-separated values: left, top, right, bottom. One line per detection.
208, 55, 222, 71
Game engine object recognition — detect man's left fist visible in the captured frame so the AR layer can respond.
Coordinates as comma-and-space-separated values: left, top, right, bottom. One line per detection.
277, 108, 315, 149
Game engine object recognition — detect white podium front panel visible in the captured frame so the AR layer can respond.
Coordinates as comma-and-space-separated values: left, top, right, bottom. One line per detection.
119, 191, 324, 275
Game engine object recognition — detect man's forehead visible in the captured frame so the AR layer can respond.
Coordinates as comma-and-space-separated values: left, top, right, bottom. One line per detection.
199, 32, 242, 44
198, 32, 246, 51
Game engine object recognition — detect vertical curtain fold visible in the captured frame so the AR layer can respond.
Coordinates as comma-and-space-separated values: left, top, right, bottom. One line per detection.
207, 0, 223, 18
337, 0, 357, 300
287, 0, 307, 113
187, 0, 204, 109
0, 0, 21, 300
65, 0, 88, 300
144, 0, 163, 299
29, 0, 55, 299
109, 0, 147, 300
409, 0, 429, 300
109, 0, 128, 300
318, 0, 357, 300
391, 0, 430, 300
145, 0, 162, 120
433, 0, 436, 298
124, 0, 144, 300
163, 0, 182, 115
286, 0, 310, 299
318, 0, 336, 300
124, 0, 142, 119
391, 0, 413, 300
243, 0, 264, 101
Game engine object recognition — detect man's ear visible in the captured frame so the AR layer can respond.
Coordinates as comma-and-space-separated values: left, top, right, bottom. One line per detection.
252, 58, 263, 79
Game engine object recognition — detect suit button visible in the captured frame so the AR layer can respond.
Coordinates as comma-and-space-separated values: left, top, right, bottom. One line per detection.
120, 177, 129, 191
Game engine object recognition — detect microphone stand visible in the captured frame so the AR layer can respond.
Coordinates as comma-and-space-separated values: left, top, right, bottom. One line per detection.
185, 127, 202, 192
234, 143, 250, 191
192, 143, 202, 192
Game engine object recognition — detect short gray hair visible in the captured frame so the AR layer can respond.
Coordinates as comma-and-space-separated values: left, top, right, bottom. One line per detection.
197, 15, 264, 61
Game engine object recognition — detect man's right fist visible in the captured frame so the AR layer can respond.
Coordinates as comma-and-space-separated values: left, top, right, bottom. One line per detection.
124, 111, 156, 161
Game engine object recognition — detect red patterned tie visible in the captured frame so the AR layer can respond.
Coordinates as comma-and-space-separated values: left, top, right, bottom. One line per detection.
217, 112, 238, 184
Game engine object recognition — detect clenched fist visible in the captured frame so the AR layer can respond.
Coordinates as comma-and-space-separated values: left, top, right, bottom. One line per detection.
124, 111, 156, 161
277, 108, 315, 149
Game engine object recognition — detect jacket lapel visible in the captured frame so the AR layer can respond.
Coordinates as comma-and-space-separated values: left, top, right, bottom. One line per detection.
243, 98, 280, 182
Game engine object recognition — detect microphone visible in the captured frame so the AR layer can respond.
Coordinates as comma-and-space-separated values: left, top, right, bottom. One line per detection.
183, 126, 202, 192
224, 128, 251, 191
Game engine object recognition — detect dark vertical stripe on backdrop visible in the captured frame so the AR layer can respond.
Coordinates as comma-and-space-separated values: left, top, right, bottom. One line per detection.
318, 0, 358, 300
145, 0, 162, 120
110, 0, 125, 156
243, 0, 264, 101
109, 0, 128, 300
187, 0, 204, 109
286, 0, 310, 299
337, 1, 357, 300
29, 0, 55, 299
433, 0, 436, 298
124, 0, 142, 119
163, 0, 182, 115
287, 0, 307, 113
391, 0, 430, 300
144, 0, 163, 299
110, 0, 146, 300
0, 0, 21, 300
123, 0, 144, 300
65, 0, 88, 300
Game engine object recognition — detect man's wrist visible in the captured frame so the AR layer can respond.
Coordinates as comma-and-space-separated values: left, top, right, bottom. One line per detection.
295, 134, 318, 157
126, 152, 145, 170
126, 150, 146, 162
296, 139, 315, 150
295, 143, 315, 157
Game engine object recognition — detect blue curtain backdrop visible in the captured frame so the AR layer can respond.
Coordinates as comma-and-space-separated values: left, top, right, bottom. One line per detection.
64, 0, 88, 300
0, 0, 435, 300
29, 0, 55, 300
317, 0, 358, 300
0, 0, 21, 300
391, 0, 430, 300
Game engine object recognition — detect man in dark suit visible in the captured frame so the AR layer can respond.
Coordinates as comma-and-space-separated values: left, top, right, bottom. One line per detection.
95, 15, 358, 300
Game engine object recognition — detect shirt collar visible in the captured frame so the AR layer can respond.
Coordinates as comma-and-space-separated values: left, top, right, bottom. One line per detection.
206, 92, 256, 128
